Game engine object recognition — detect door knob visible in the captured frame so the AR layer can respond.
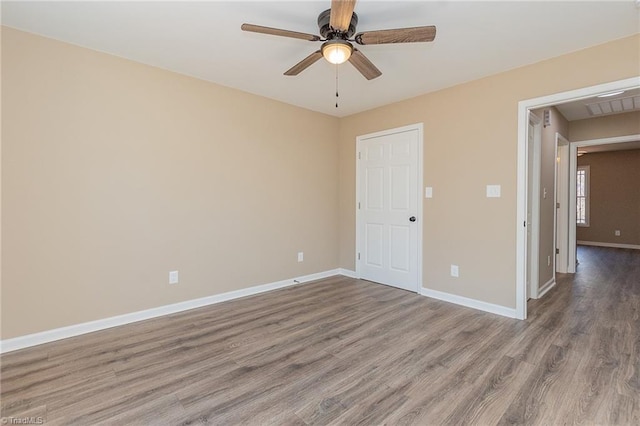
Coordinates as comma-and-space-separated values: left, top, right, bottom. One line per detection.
409, 216, 416, 222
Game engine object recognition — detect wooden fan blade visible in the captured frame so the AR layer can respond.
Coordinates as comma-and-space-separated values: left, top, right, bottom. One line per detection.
348, 49, 381, 80
355, 26, 436, 45
241, 23, 320, 42
284, 50, 323, 76
330, 0, 357, 32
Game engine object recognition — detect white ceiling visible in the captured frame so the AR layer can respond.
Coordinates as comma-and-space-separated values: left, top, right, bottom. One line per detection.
2, 1, 639, 117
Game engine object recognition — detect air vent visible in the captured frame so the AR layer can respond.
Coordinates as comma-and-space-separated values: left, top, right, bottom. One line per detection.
587, 95, 640, 116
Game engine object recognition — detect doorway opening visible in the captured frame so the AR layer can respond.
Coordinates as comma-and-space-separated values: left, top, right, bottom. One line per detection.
568, 134, 640, 270
516, 77, 640, 319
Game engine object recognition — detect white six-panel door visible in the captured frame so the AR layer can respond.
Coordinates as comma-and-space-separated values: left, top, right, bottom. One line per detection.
356, 125, 421, 292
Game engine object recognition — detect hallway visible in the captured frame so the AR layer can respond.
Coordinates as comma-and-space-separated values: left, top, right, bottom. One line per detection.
524, 245, 639, 423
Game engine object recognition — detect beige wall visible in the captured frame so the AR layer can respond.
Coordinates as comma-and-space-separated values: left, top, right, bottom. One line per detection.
569, 111, 640, 141
1, 28, 340, 339
2, 28, 640, 340
532, 107, 568, 287
577, 149, 640, 246
339, 34, 640, 308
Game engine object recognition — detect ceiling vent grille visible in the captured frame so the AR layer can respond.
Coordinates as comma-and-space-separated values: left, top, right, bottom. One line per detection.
587, 95, 640, 116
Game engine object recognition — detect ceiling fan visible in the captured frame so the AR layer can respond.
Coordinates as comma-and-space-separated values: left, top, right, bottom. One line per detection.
241, 0, 436, 80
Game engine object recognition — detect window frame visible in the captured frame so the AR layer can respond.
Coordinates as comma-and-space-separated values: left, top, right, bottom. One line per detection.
576, 165, 590, 227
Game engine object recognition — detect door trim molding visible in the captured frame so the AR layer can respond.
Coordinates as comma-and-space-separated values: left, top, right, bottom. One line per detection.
516, 76, 640, 320
537, 277, 556, 299
555, 133, 570, 274
355, 123, 424, 293
528, 112, 542, 300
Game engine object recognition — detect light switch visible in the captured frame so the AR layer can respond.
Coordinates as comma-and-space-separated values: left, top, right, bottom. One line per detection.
425, 187, 433, 198
486, 185, 501, 198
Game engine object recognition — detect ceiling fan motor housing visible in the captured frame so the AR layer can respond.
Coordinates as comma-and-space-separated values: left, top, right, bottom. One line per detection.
318, 9, 358, 39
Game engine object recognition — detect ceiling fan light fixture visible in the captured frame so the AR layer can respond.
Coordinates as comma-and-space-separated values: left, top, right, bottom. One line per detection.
321, 40, 353, 65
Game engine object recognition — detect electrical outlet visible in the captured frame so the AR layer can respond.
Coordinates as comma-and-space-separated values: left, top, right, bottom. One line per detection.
169, 270, 179, 285
450, 264, 459, 277
615, 230, 621, 236
297, 252, 304, 262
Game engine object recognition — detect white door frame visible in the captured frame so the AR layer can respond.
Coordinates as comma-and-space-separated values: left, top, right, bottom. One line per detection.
555, 133, 570, 274
568, 133, 640, 271
516, 76, 640, 320
527, 112, 542, 299
355, 123, 424, 293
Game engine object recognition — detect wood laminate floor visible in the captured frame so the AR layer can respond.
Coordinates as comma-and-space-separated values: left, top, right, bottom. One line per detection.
1, 246, 639, 425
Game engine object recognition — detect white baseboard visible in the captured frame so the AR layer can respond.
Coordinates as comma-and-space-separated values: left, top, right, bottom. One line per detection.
338, 268, 357, 278
577, 240, 640, 250
537, 277, 556, 299
1, 268, 346, 354
420, 287, 517, 319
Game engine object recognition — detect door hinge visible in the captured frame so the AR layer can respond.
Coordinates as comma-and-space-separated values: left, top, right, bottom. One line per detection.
524, 221, 526, 227
556, 202, 560, 208
357, 252, 361, 260
556, 248, 560, 254
358, 202, 361, 210
358, 152, 361, 160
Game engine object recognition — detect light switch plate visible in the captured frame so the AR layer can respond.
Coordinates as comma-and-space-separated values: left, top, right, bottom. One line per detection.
486, 185, 501, 198
425, 187, 433, 198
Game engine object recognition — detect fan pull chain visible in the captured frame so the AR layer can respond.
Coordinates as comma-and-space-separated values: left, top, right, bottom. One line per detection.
335, 64, 339, 108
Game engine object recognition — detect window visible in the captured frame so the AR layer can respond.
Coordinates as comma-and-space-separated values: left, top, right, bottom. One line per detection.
577, 165, 590, 227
